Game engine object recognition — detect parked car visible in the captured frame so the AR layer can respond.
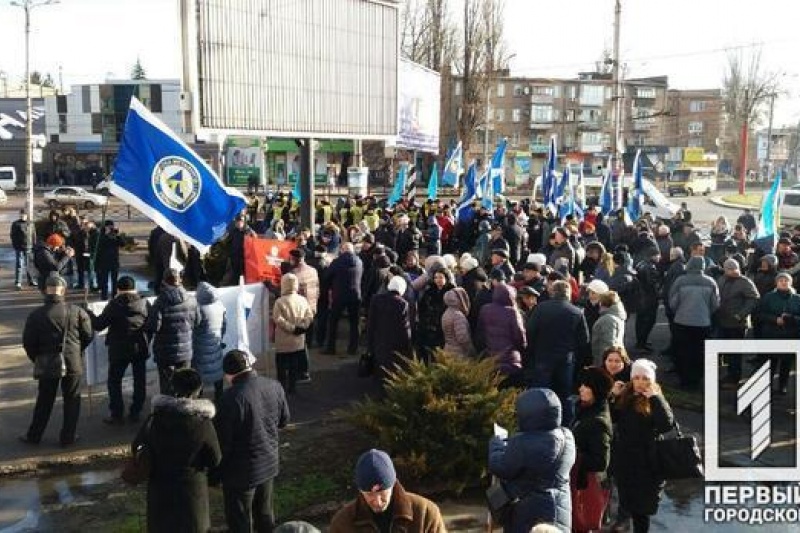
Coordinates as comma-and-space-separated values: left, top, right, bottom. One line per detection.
43, 186, 108, 209
0, 188, 7, 205
780, 190, 800, 224
94, 176, 113, 195
0, 166, 17, 191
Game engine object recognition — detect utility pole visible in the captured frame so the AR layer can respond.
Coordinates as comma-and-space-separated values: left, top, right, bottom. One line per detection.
611, 0, 622, 206
11, 0, 59, 249
738, 88, 749, 195
764, 92, 777, 180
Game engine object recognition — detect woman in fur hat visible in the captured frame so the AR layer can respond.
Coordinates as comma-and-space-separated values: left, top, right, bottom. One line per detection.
133, 368, 221, 533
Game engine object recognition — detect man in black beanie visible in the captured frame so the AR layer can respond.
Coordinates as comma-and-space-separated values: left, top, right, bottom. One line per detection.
330, 449, 445, 532
88, 275, 150, 424
215, 349, 290, 533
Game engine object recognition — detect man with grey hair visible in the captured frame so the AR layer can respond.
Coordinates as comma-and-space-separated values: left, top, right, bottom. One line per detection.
20, 274, 93, 446
524, 279, 589, 425
324, 242, 363, 355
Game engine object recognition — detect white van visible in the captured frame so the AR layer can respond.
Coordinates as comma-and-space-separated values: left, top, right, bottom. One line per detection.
0, 166, 17, 191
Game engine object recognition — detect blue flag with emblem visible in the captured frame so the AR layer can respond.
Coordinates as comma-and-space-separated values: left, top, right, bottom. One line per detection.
599, 156, 614, 215
110, 97, 246, 254
442, 141, 463, 187
455, 162, 479, 219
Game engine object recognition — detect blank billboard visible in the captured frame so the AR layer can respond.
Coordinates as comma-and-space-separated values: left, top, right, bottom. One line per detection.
189, 0, 399, 139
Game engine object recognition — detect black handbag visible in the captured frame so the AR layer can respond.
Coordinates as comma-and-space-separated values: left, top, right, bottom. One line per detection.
652, 421, 704, 480
485, 481, 519, 524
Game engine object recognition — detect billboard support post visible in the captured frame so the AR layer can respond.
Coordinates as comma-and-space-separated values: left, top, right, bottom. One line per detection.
297, 139, 315, 231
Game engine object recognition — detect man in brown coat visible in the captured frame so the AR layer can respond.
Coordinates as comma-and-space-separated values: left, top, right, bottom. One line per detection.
330, 449, 446, 533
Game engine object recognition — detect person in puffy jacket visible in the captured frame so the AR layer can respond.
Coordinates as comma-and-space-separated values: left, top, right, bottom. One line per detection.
441, 287, 474, 358
272, 273, 314, 393
416, 268, 454, 363
477, 283, 526, 387
367, 276, 412, 381
145, 268, 202, 395
488, 388, 576, 533
755, 272, 800, 395
192, 282, 227, 402
591, 290, 627, 363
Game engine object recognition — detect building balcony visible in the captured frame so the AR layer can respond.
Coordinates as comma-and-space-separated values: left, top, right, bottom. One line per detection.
531, 94, 554, 105
529, 121, 552, 130
577, 120, 603, 131
631, 120, 654, 132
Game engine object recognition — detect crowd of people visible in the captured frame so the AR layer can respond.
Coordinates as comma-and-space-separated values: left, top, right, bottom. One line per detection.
11, 186, 800, 532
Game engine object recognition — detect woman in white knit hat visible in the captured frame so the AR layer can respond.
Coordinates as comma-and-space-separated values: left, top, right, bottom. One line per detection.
608, 358, 674, 533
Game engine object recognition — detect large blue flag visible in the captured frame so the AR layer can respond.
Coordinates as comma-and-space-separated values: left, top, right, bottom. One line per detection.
490, 138, 507, 195
388, 164, 407, 207
111, 97, 245, 254
442, 141, 463, 187
754, 171, 783, 252
626, 149, 644, 222
480, 170, 493, 210
427, 162, 439, 200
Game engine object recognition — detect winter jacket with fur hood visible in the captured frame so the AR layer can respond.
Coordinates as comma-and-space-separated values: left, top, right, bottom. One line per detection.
442, 287, 475, 358
273, 274, 314, 353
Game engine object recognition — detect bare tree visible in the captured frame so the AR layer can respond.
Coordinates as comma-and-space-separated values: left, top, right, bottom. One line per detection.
453, 0, 510, 157
401, 0, 457, 72
722, 48, 782, 179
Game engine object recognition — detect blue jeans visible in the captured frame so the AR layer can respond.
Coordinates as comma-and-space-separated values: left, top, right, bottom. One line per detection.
14, 249, 32, 286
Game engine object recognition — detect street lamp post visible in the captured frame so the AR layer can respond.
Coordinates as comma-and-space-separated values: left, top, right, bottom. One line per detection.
10, 0, 58, 250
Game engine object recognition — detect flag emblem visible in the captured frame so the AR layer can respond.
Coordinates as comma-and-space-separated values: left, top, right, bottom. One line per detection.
152, 156, 202, 212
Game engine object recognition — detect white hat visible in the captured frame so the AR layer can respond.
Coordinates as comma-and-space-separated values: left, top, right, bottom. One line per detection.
527, 253, 547, 267
387, 276, 407, 295
459, 254, 479, 271
631, 359, 657, 382
586, 279, 609, 295
442, 254, 457, 269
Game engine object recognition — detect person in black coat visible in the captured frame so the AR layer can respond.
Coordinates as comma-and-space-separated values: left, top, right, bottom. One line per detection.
135, 368, 221, 533
88, 276, 150, 424
416, 268, 454, 363
610, 359, 674, 533
33, 233, 74, 291
324, 243, 364, 355
20, 275, 93, 446
367, 276, 412, 381
525, 280, 590, 425
571, 367, 613, 502
228, 215, 256, 284
503, 213, 525, 268
10, 209, 35, 288
215, 350, 290, 533
94, 220, 125, 300
145, 269, 201, 395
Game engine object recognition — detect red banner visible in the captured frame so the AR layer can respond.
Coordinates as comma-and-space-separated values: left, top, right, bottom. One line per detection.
244, 236, 296, 285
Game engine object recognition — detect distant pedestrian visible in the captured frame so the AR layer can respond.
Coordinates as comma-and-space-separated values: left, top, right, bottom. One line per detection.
10, 209, 35, 290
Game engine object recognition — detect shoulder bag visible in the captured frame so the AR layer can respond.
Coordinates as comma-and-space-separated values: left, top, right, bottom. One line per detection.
651, 420, 704, 480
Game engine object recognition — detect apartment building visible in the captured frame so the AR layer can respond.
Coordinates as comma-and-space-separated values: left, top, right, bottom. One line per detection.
443, 71, 671, 182
665, 88, 725, 153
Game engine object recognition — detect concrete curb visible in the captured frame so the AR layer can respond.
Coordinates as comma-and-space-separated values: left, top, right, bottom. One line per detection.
709, 196, 761, 211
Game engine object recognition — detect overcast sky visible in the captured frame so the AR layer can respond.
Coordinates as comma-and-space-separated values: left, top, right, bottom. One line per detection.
1, 0, 799, 127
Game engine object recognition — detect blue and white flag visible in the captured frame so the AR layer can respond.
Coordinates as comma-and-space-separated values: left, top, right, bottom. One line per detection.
544, 136, 558, 213
455, 162, 479, 219
427, 162, 439, 200
599, 156, 614, 215
754, 171, 783, 252
555, 166, 570, 207
292, 173, 302, 202
111, 97, 246, 254
577, 165, 586, 209
490, 138, 508, 195
442, 141, 463, 187
481, 169, 494, 210
626, 149, 644, 222
388, 164, 407, 207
